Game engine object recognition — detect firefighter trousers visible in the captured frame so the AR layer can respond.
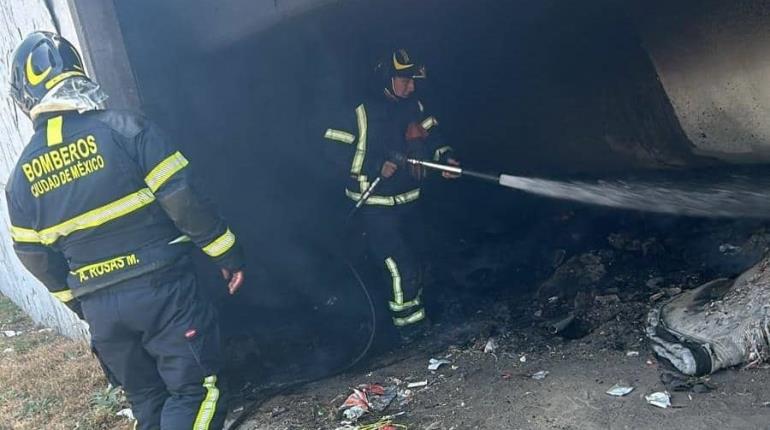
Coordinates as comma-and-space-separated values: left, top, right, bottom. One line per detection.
360, 204, 426, 328
81, 264, 226, 430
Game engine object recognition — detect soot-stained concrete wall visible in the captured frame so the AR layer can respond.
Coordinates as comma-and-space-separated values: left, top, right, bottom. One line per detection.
0, 0, 87, 339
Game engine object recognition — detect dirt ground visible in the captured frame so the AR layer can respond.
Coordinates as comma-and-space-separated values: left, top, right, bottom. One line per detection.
236, 308, 770, 430
233, 212, 770, 430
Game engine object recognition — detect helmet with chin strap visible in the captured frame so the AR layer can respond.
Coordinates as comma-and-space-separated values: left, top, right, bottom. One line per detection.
8, 31, 90, 116
374, 48, 427, 91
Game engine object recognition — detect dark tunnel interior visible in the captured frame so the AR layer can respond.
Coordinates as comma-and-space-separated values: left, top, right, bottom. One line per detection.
111, 0, 742, 387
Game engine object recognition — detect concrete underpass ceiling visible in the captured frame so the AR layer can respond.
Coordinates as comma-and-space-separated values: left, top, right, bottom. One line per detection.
116, 0, 700, 175
101, 0, 770, 166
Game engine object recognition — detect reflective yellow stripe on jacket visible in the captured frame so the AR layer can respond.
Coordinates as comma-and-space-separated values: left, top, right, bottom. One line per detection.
51, 289, 74, 303
433, 145, 453, 162
324, 129, 355, 144
47, 116, 64, 147
345, 188, 420, 206
144, 151, 189, 192
202, 228, 236, 258
10, 188, 156, 245
350, 104, 368, 176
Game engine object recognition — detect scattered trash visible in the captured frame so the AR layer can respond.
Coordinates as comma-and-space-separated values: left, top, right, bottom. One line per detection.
343, 406, 368, 422
334, 416, 407, 430
369, 386, 398, 412
719, 243, 741, 255
531, 370, 549, 380
545, 314, 575, 335
271, 406, 288, 417
396, 389, 413, 407
483, 337, 498, 353
428, 358, 451, 371
519, 355, 527, 363
645, 391, 671, 408
406, 380, 428, 389
646, 275, 770, 376
2, 348, 14, 354
649, 292, 666, 302
501, 371, 513, 380
2, 330, 20, 337
547, 296, 560, 304
37, 328, 53, 333
606, 383, 634, 397
338, 384, 401, 422
626, 351, 640, 357
340, 388, 370, 422
665, 287, 683, 297
116, 408, 135, 420
660, 371, 714, 393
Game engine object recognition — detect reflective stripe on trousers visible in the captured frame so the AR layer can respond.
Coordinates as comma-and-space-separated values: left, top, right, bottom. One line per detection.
385, 257, 425, 327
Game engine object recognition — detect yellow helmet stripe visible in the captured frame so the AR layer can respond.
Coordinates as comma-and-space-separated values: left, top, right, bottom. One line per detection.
26, 53, 52, 86
392, 52, 414, 71
45, 71, 86, 90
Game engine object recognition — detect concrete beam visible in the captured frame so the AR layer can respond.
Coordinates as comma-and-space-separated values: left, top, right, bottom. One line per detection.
67, 0, 141, 111
632, 0, 770, 162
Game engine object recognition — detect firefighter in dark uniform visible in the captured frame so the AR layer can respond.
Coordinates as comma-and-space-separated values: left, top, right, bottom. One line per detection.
5, 32, 244, 430
324, 49, 459, 339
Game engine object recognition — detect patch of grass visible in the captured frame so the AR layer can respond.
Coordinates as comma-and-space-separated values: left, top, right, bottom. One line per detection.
0, 293, 132, 430
90, 385, 127, 411
0, 295, 30, 326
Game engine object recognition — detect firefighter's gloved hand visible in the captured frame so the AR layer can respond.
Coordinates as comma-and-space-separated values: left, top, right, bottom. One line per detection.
443, 158, 461, 179
221, 268, 245, 295
381, 161, 399, 178
405, 122, 429, 141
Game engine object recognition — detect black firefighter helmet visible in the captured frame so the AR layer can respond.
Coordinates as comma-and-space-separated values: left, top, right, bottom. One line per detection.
375, 48, 427, 87
8, 31, 89, 115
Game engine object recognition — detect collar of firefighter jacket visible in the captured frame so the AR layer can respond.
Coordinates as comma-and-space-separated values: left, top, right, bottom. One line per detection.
32, 110, 76, 131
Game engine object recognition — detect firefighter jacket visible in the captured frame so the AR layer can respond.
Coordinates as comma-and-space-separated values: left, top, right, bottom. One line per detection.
324, 94, 453, 206
5, 110, 244, 308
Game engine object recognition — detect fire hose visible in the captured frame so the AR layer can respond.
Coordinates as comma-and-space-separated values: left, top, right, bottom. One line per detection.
230, 158, 501, 428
